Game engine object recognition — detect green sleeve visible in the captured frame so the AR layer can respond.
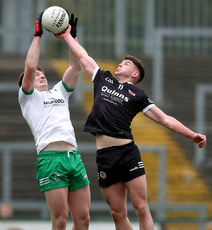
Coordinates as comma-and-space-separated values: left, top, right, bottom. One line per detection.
22, 87, 34, 95
62, 81, 75, 92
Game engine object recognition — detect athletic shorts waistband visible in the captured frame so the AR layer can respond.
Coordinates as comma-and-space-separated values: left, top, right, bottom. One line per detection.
38, 149, 79, 157
97, 141, 134, 154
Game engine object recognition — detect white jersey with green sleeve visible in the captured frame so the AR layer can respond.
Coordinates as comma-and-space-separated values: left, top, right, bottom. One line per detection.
18, 81, 77, 154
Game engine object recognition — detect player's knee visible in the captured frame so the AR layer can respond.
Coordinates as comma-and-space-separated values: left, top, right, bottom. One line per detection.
82, 214, 90, 228
74, 211, 90, 228
134, 201, 149, 218
81, 212, 90, 227
54, 214, 69, 230
110, 208, 127, 222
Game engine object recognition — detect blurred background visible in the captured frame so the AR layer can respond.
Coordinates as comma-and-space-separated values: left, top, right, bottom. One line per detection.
0, 0, 212, 229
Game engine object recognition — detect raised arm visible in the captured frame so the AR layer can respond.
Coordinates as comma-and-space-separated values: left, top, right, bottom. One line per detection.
145, 106, 207, 148
22, 13, 43, 92
62, 39, 81, 89
62, 14, 81, 89
55, 25, 98, 79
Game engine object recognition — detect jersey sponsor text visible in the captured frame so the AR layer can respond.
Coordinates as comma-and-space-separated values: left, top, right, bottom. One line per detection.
101, 86, 129, 102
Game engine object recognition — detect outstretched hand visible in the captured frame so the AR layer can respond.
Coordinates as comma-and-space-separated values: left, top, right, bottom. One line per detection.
192, 133, 206, 148
54, 25, 71, 39
34, 11, 44, 37
69, 13, 78, 38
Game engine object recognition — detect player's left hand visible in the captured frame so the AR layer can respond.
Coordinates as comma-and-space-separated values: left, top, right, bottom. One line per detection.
192, 133, 206, 148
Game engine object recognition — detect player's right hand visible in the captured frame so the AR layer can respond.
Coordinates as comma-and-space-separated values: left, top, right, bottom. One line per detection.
33, 12, 44, 37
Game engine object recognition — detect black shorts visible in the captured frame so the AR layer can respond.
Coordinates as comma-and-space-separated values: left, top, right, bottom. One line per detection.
96, 141, 145, 187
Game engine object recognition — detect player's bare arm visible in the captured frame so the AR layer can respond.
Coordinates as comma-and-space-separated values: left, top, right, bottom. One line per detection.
62, 14, 81, 89
145, 106, 206, 148
22, 37, 41, 92
22, 12, 43, 92
62, 38, 81, 89
55, 25, 98, 79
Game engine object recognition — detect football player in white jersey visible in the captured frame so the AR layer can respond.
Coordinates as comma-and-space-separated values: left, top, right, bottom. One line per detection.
18, 14, 90, 230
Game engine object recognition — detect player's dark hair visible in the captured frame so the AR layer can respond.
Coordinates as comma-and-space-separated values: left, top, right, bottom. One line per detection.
124, 55, 145, 83
18, 65, 44, 87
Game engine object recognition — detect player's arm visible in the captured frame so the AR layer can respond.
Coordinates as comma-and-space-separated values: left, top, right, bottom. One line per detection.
22, 13, 43, 92
144, 106, 207, 148
62, 14, 81, 89
62, 40, 81, 89
55, 25, 98, 80
22, 37, 41, 92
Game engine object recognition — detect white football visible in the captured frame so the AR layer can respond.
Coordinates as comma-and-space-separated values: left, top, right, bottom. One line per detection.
42, 6, 69, 34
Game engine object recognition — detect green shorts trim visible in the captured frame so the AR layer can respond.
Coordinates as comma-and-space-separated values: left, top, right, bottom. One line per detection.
36, 149, 90, 192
